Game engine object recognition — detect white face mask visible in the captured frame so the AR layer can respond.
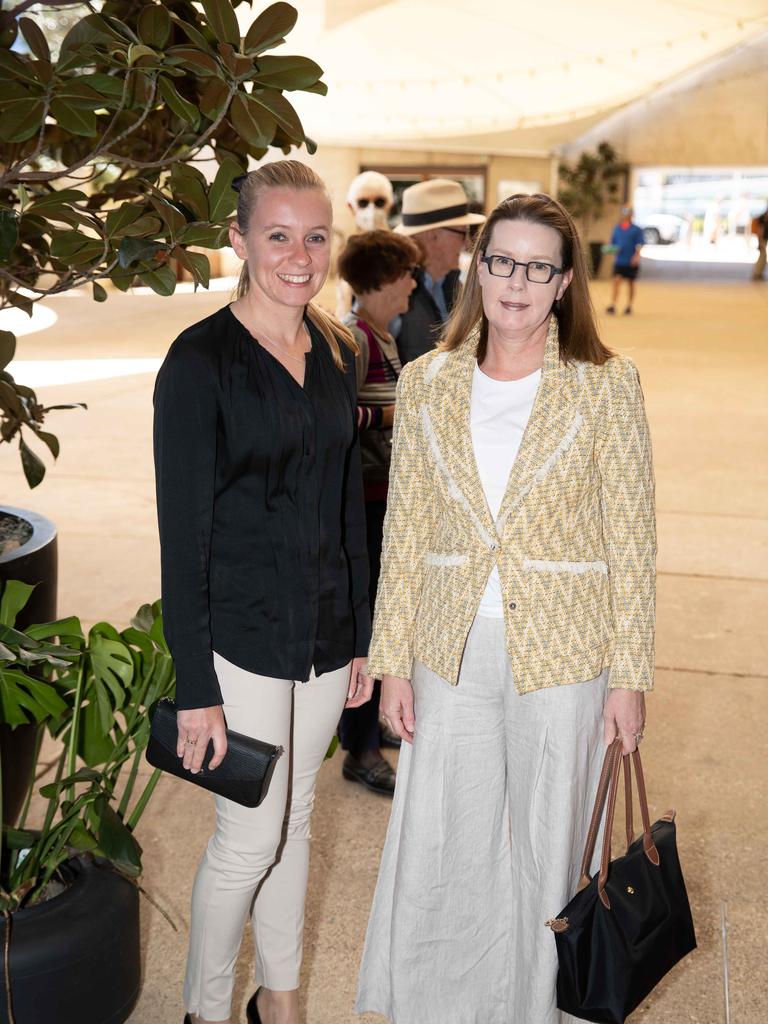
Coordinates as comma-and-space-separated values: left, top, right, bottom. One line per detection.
354, 202, 390, 231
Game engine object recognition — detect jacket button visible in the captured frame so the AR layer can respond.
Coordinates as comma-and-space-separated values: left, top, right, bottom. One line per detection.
490, 542, 498, 551
508, 601, 517, 610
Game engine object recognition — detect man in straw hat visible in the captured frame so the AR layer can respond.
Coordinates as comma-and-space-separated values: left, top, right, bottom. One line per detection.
395, 178, 485, 364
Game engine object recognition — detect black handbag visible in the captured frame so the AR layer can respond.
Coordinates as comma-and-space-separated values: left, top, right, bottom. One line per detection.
547, 738, 696, 1024
145, 699, 283, 808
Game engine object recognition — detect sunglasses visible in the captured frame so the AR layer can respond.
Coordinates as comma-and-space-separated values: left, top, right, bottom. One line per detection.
356, 197, 389, 208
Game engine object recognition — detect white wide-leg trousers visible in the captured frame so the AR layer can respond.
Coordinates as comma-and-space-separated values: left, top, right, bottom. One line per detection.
357, 616, 608, 1024
183, 654, 351, 1021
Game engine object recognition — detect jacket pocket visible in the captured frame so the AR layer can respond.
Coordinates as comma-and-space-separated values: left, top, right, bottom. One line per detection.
522, 558, 608, 575
425, 552, 469, 567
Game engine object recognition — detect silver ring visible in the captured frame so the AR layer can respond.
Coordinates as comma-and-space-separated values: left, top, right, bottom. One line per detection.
635, 732, 644, 743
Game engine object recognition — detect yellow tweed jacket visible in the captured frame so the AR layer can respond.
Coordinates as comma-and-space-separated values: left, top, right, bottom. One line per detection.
367, 317, 656, 692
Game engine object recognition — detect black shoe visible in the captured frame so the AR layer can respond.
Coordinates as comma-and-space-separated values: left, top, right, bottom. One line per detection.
342, 753, 396, 796
605, 305, 616, 314
246, 988, 263, 1024
623, 306, 632, 315
380, 721, 402, 749
184, 1017, 191, 1024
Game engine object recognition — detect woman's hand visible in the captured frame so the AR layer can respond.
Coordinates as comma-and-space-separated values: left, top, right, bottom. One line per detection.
345, 657, 374, 708
603, 689, 646, 754
177, 706, 227, 773
380, 675, 415, 744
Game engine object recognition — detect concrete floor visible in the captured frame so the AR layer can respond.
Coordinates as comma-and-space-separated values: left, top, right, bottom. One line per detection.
2, 273, 766, 1024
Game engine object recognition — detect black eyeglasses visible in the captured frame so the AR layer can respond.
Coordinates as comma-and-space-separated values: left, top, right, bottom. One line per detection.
356, 197, 388, 208
480, 254, 563, 284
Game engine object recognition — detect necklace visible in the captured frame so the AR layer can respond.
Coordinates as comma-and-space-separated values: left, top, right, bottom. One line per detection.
258, 324, 312, 364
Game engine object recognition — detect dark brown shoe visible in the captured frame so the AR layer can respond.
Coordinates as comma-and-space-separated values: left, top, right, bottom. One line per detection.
342, 754, 396, 796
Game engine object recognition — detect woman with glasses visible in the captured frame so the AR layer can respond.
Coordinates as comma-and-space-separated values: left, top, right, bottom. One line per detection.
356, 194, 656, 1023
335, 229, 422, 796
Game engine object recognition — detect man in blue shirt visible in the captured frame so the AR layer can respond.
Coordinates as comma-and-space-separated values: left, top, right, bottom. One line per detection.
606, 206, 645, 315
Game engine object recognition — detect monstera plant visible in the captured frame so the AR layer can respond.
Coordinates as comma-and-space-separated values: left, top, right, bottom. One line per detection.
0, 0, 326, 485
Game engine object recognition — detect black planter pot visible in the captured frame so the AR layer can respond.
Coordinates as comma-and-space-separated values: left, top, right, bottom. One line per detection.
0, 857, 141, 1024
0, 506, 58, 828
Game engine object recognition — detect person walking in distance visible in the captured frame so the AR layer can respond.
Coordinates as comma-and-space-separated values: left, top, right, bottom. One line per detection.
606, 205, 644, 316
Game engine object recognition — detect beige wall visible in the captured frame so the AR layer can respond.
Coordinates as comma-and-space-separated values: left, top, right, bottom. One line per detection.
563, 32, 768, 168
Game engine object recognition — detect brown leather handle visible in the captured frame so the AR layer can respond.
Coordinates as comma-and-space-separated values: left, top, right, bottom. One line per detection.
578, 740, 635, 889
596, 741, 659, 909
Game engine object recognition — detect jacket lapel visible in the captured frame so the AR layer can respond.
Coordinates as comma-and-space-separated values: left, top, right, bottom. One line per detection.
495, 317, 581, 530
423, 340, 498, 543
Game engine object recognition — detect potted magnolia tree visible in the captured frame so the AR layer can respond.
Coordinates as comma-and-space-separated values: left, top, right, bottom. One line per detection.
0, 2, 326, 1020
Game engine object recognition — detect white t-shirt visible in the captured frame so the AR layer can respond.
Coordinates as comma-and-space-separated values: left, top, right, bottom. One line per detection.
470, 362, 541, 617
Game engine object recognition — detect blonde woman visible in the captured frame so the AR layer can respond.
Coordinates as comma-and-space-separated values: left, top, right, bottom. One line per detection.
153, 160, 372, 1024
357, 193, 656, 1023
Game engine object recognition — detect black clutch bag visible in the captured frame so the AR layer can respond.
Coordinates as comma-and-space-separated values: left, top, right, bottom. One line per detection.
547, 738, 696, 1024
145, 699, 284, 808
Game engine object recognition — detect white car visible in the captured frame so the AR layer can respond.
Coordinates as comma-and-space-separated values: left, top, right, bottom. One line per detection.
641, 214, 688, 245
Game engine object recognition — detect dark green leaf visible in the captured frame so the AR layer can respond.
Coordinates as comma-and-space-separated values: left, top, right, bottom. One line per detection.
301, 80, 327, 96
249, 88, 303, 142
4, 291, 33, 317
170, 163, 209, 221
92, 282, 108, 303
50, 99, 98, 137
67, 822, 99, 853
0, 210, 19, 262
51, 79, 104, 108
244, 2, 298, 55
229, 92, 276, 149
120, 214, 162, 237
79, 699, 115, 765
0, 581, 34, 628
168, 13, 216, 53
199, 77, 231, 119
201, 0, 241, 47
33, 429, 60, 458
138, 4, 172, 49
252, 54, 324, 90
3, 827, 36, 851
138, 264, 177, 296
158, 76, 201, 130
105, 203, 144, 237
76, 72, 126, 100
59, 13, 127, 58
19, 18, 50, 62
19, 436, 45, 488
0, 49, 41, 88
25, 616, 84, 643
0, 331, 16, 372
207, 157, 241, 221
179, 223, 229, 248
175, 248, 210, 288
165, 47, 222, 77
94, 797, 142, 875
118, 236, 166, 268
149, 197, 186, 236
0, 98, 45, 143
50, 230, 90, 261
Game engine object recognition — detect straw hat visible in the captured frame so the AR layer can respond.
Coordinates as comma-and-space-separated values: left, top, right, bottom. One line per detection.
395, 179, 486, 235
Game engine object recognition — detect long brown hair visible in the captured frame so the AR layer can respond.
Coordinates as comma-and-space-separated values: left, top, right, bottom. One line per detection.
440, 193, 611, 365
234, 159, 358, 369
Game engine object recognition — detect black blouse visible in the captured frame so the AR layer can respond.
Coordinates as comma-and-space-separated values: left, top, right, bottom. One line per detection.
153, 305, 371, 710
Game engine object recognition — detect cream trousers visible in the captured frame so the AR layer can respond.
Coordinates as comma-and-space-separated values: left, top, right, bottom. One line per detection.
183, 654, 351, 1021
357, 616, 607, 1024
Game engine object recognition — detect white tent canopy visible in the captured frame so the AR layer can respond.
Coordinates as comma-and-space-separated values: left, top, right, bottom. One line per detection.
242, 0, 768, 146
